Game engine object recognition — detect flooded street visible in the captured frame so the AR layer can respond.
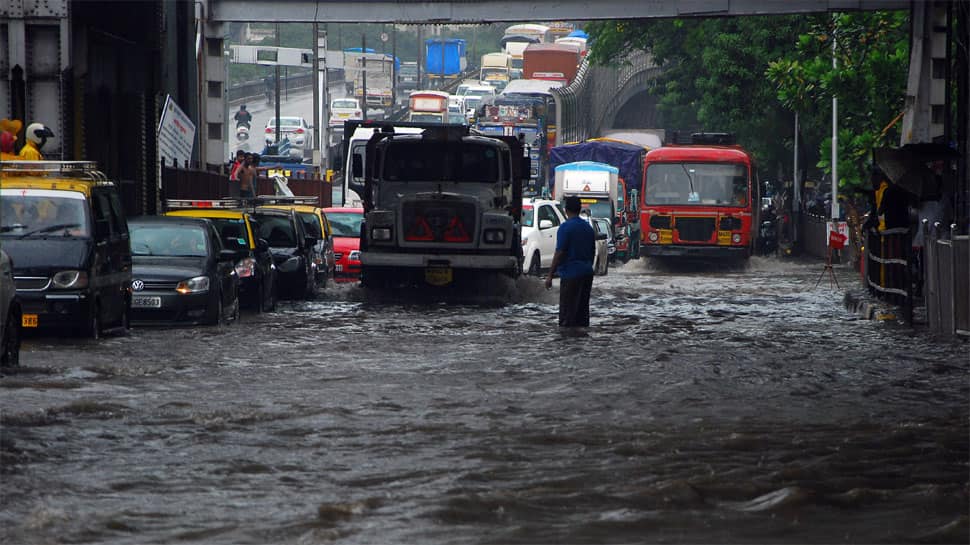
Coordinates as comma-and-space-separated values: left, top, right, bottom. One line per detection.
1, 258, 967, 544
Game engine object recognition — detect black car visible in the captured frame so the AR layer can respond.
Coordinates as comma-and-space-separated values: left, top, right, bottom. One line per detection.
252, 208, 319, 299
128, 216, 239, 325
165, 207, 278, 313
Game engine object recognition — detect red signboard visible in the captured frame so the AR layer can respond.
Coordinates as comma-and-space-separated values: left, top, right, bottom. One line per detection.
828, 230, 847, 249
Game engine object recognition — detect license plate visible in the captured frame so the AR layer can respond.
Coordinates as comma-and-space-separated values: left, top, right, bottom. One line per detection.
337, 113, 350, 118
132, 296, 162, 308
21, 314, 38, 328
335, 264, 343, 272
424, 267, 453, 287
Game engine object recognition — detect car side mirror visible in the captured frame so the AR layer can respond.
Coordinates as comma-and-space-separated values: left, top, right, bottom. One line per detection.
256, 238, 270, 252
538, 219, 554, 230
218, 249, 238, 261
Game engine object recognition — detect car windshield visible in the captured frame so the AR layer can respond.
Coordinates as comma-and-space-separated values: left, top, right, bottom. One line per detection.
130, 224, 208, 257
327, 212, 363, 237
332, 100, 357, 109
256, 215, 297, 247
269, 117, 302, 128
382, 141, 500, 183
0, 192, 90, 238
645, 162, 749, 206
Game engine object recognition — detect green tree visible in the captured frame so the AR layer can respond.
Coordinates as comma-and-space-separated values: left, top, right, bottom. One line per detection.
587, 16, 819, 183
766, 11, 909, 195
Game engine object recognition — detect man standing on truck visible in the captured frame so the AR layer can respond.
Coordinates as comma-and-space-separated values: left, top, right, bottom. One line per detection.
545, 196, 595, 329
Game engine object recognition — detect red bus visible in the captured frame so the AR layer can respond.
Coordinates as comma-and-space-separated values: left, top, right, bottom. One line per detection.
639, 133, 760, 259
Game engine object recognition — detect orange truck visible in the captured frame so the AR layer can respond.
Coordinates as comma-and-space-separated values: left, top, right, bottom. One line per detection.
522, 43, 581, 86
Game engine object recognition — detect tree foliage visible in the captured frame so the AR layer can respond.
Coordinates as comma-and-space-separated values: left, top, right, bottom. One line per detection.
586, 11, 909, 196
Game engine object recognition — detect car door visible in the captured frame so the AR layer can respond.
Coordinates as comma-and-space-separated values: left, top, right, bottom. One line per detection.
208, 222, 235, 310
317, 210, 335, 279
537, 204, 561, 268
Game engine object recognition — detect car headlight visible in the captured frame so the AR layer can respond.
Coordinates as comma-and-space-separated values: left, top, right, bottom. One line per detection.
348, 250, 361, 261
235, 257, 257, 278
482, 229, 504, 244
732, 233, 742, 244
372, 227, 392, 241
176, 276, 210, 294
52, 270, 88, 289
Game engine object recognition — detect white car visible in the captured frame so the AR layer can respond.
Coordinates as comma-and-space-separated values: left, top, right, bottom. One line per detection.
329, 98, 362, 130
590, 217, 612, 276
265, 116, 312, 157
520, 198, 566, 275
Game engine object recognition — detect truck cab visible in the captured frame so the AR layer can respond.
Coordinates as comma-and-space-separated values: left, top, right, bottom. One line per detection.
346, 122, 528, 289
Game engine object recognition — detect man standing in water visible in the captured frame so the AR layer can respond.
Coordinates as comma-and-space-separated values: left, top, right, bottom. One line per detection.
545, 196, 596, 328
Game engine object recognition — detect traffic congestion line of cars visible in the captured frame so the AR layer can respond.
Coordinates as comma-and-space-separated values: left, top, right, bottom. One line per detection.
0, 160, 354, 364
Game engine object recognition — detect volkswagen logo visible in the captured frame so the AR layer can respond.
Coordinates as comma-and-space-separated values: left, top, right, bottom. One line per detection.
131, 279, 145, 291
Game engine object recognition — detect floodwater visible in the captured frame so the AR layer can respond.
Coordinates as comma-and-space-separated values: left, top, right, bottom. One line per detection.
1, 257, 967, 544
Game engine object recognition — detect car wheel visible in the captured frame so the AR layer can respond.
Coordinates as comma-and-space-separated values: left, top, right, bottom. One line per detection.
528, 252, 541, 276
264, 280, 278, 312
117, 301, 131, 335
1, 309, 21, 367
208, 293, 224, 326
229, 290, 240, 323
603, 258, 609, 276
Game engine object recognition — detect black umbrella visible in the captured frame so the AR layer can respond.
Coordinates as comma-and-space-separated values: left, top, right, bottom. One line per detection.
873, 143, 959, 199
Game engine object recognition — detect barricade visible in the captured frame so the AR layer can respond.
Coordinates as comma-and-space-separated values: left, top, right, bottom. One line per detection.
924, 222, 970, 338
865, 226, 912, 322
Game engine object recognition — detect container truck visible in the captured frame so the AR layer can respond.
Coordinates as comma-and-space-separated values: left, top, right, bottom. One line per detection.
425, 38, 467, 87
480, 52, 512, 92
522, 43, 581, 86
553, 161, 620, 225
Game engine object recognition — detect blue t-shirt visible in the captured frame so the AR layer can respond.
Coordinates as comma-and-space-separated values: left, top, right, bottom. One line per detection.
555, 216, 595, 279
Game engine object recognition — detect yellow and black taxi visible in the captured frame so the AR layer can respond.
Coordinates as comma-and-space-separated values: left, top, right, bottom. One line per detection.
0, 161, 131, 338
257, 197, 335, 290
165, 199, 278, 313
250, 200, 322, 299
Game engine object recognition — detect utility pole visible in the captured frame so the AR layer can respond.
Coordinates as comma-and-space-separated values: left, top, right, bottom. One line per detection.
361, 33, 368, 121
391, 27, 397, 109
275, 23, 281, 145
831, 25, 839, 222
417, 25, 423, 89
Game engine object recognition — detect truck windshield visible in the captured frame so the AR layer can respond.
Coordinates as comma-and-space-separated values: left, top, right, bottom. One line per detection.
580, 199, 613, 220
645, 163, 748, 206
382, 141, 500, 183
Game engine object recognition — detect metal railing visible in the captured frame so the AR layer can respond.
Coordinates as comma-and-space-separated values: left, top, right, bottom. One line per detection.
923, 222, 970, 337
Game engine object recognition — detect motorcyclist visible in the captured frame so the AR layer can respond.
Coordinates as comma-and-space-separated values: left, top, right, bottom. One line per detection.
19, 122, 54, 160
233, 105, 252, 128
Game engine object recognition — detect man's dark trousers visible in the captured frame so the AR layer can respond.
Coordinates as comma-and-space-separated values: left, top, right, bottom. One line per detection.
559, 274, 593, 327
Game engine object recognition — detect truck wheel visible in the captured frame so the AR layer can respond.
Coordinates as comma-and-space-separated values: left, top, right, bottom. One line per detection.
528, 252, 540, 276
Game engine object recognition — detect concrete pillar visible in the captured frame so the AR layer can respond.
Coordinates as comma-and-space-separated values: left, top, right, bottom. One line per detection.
901, 1, 948, 145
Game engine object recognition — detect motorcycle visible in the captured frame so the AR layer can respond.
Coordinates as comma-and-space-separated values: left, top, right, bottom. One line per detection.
235, 121, 250, 142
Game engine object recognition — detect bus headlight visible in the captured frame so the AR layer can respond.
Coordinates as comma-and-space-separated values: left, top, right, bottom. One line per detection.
732, 233, 742, 244
647, 231, 659, 243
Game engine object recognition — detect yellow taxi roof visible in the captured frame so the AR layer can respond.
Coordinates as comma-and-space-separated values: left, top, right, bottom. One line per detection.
166, 209, 248, 220
0, 178, 103, 196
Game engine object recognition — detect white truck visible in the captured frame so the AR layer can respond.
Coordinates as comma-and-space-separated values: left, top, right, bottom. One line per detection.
553, 161, 620, 222
480, 52, 511, 91
343, 51, 395, 114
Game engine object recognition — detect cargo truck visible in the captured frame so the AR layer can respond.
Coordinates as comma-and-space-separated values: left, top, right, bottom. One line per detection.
425, 38, 467, 88
522, 43, 581, 86
553, 161, 620, 226
480, 52, 512, 92
345, 121, 530, 290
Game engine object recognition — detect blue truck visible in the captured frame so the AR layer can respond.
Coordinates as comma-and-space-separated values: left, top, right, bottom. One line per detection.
424, 38, 467, 87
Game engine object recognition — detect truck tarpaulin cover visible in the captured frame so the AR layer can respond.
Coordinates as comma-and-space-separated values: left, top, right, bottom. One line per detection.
548, 140, 646, 193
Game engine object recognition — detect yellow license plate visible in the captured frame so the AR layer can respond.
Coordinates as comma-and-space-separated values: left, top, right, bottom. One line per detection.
424, 267, 453, 286
22, 314, 38, 328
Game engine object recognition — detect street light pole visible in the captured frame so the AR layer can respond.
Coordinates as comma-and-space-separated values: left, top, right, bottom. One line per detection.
831, 28, 839, 221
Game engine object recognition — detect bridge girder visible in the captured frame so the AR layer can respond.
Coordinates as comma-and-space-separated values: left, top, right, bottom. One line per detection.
208, 0, 909, 24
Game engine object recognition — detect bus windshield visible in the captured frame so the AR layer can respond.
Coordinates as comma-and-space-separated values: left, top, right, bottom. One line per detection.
645, 162, 748, 206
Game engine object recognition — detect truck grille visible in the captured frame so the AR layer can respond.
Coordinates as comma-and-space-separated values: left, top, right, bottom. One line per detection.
675, 217, 716, 242
403, 201, 477, 243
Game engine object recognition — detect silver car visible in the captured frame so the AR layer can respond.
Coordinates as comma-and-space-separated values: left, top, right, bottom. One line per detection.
1, 249, 22, 366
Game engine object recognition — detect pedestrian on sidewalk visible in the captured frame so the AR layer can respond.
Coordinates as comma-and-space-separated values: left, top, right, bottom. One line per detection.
545, 195, 596, 329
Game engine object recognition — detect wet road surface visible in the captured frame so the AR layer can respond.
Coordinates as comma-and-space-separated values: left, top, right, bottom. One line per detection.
1, 258, 967, 544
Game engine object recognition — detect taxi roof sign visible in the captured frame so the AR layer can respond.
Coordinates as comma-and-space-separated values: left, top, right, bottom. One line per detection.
165, 198, 243, 210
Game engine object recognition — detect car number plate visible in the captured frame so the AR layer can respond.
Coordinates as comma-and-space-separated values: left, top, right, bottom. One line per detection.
21, 314, 38, 328
424, 267, 453, 287
337, 113, 349, 118
132, 296, 162, 308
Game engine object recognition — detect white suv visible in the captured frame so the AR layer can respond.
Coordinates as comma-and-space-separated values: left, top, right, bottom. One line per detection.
520, 198, 566, 275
